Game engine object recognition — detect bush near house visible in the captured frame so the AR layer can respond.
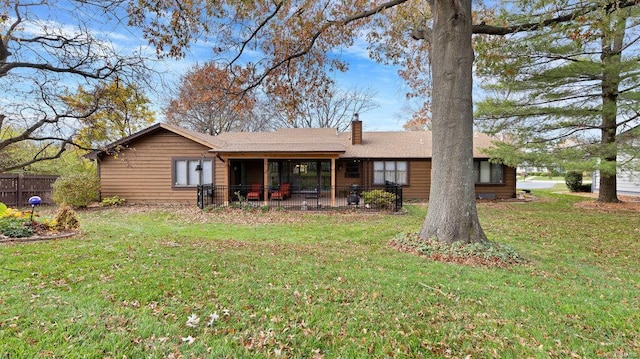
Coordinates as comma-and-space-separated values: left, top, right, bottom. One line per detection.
52, 172, 100, 207
100, 195, 126, 207
361, 189, 395, 209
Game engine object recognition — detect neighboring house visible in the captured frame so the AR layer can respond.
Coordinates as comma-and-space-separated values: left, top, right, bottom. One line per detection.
88, 120, 517, 205
592, 127, 640, 196
592, 168, 640, 196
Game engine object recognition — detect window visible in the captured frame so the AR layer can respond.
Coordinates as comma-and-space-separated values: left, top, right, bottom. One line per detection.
344, 162, 360, 178
373, 161, 408, 185
473, 160, 503, 184
173, 158, 213, 187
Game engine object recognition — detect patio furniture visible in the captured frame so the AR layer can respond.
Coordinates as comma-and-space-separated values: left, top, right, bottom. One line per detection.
271, 182, 291, 200
246, 183, 262, 200
305, 186, 321, 209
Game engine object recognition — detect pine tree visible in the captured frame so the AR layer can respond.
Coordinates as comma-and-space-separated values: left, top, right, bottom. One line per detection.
475, 1, 640, 203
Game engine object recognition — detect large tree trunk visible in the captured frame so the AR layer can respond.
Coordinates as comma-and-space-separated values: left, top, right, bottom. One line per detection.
597, 14, 624, 203
419, 0, 487, 244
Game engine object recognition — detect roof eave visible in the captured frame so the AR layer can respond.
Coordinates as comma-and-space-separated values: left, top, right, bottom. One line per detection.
87, 123, 218, 159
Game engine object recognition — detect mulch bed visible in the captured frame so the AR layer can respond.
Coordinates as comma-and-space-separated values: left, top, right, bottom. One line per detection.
571, 194, 640, 212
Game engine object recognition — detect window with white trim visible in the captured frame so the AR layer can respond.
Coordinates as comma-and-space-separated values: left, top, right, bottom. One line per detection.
373, 161, 408, 185
473, 160, 503, 184
173, 158, 213, 187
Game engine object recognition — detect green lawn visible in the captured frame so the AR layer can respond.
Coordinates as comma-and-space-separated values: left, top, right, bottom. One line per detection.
1, 191, 638, 358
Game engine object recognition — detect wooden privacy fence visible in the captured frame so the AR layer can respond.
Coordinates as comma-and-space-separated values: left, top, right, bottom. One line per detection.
0, 174, 58, 208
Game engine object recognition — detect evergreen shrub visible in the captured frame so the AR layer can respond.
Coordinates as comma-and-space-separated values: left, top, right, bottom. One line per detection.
565, 171, 591, 192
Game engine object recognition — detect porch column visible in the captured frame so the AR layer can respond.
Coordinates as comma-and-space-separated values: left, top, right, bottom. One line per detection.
263, 158, 269, 206
223, 159, 230, 205
331, 158, 336, 207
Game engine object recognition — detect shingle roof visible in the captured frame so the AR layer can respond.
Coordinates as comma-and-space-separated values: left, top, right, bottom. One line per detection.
212, 127, 496, 158
90, 123, 498, 159
212, 128, 346, 153
341, 131, 431, 158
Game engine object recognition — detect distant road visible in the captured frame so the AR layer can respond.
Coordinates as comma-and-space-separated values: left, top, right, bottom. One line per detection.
516, 180, 563, 190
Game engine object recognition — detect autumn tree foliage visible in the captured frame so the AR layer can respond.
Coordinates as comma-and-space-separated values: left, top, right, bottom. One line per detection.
128, 0, 640, 243
402, 102, 433, 131
63, 79, 155, 148
0, 0, 150, 172
165, 62, 259, 135
367, 0, 434, 132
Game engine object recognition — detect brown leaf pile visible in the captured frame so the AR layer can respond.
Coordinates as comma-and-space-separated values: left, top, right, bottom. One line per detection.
573, 194, 640, 213
389, 239, 518, 268
94, 204, 385, 225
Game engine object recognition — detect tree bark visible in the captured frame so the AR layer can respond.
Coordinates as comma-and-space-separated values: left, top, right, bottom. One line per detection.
597, 13, 625, 204
419, 0, 487, 244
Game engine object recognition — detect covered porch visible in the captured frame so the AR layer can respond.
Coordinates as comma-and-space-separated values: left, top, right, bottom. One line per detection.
222, 155, 342, 206
200, 145, 402, 211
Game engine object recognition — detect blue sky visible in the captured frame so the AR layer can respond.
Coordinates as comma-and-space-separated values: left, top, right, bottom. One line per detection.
11, 2, 416, 132
145, 37, 412, 132
93, 9, 414, 132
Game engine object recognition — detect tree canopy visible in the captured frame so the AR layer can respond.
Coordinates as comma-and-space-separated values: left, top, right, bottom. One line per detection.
263, 84, 378, 131
64, 80, 156, 148
1, 0, 151, 172
165, 62, 259, 135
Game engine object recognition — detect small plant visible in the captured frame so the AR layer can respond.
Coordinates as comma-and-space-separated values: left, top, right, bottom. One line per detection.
0, 202, 31, 220
52, 172, 100, 207
0, 207, 30, 219
231, 191, 256, 210
0, 217, 33, 238
53, 205, 80, 230
361, 189, 396, 209
100, 195, 126, 207
40, 218, 58, 230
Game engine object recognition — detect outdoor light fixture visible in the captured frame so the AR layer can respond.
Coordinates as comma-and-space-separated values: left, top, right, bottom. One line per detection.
28, 195, 42, 222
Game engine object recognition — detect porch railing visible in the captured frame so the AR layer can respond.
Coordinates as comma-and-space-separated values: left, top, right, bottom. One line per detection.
197, 183, 403, 212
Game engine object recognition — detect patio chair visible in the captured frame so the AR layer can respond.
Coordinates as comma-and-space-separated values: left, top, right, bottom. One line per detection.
271, 182, 291, 200
246, 183, 262, 200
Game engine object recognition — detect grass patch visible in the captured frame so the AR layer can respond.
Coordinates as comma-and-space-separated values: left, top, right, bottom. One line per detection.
0, 192, 638, 357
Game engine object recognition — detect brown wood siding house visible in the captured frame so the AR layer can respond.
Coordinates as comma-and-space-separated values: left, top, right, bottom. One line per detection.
91, 124, 222, 204
90, 122, 517, 205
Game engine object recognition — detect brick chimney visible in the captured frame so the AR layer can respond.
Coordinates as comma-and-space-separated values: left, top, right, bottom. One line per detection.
351, 113, 362, 145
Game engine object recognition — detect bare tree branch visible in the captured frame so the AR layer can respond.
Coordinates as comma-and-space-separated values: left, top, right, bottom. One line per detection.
1, 0, 153, 172
228, 1, 285, 67
472, 0, 640, 35
235, 0, 413, 93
